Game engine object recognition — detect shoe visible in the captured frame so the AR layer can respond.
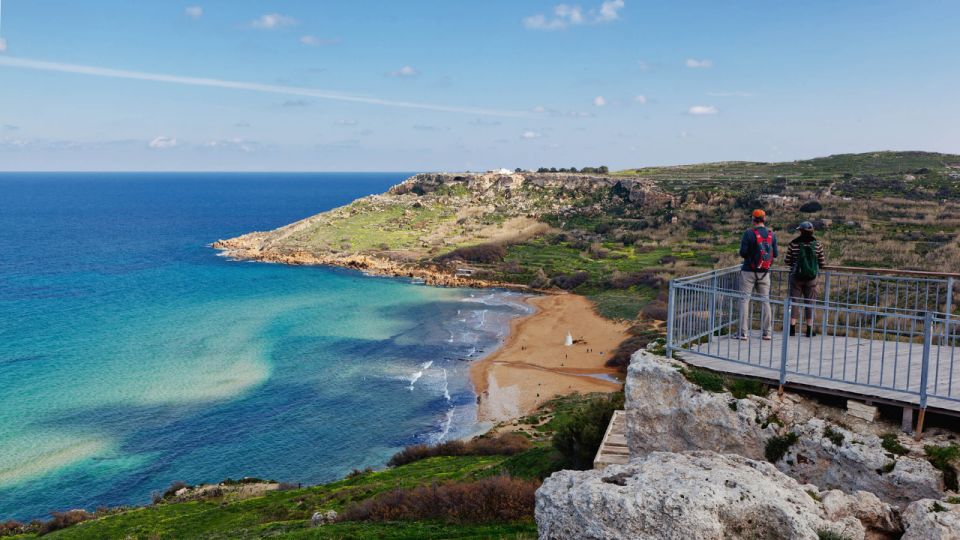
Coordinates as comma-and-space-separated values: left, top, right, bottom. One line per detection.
762, 334, 772, 341
805, 326, 814, 338
738, 335, 749, 341
789, 324, 797, 337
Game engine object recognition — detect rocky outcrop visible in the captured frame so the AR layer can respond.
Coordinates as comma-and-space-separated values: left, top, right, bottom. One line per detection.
625, 351, 776, 461
902, 499, 960, 540
310, 510, 338, 527
819, 490, 903, 539
535, 451, 868, 540
776, 418, 943, 507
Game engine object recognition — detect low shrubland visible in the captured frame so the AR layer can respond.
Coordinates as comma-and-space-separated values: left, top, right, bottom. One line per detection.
388, 434, 531, 467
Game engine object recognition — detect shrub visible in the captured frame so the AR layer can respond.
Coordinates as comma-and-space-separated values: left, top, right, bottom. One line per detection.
823, 426, 844, 446
817, 530, 851, 540
659, 255, 677, 266
727, 378, 767, 399
553, 393, 625, 470
641, 303, 669, 321
765, 433, 799, 463
691, 219, 713, 232
924, 444, 960, 491
436, 244, 507, 264
880, 434, 908, 456
552, 271, 589, 290
681, 367, 725, 393
594, 222, 612, 234
799, 201, 823, 213
37, 510, 93, 535
341, 475, 539, 524
153, 480, 191, 504
1, 521, 28, 536
388, 434, 531, 467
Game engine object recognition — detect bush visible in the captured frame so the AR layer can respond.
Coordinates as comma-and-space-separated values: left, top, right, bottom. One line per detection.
765, 433, 799, 463
551, 271, 589, 290
1, 521, 28, 537
388, 434, 531, 467
341, 475, 539, 524
681, 367, 725, 393
37, 510, 93, 535
924, 444, 960, 491
691, 219, 713, 232
436, 244, 507, 264
880, 434, 908, 456
799, 201, 823, 213
823, 426, 844, 446
553, 393, 625, 470
641, 302, 669, 321
727, 378, 767, 399
153, 481, 191, 504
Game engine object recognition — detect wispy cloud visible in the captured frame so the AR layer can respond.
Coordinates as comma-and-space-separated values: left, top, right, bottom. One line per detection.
281, 99, 310, 108
387, 65, 418, 78
521, 130, 542, 139
185, 6, 203, 19
251, 14, 297, 30
204, 138, 258, 152
685, 58, 714, 68
707, 91, 755, 97
234, 121, 251, 128
0, 56, 529, 117
149, 136, 178, 149
593, 95, 606, 107
334, 119, 358, 126
300, 35, 339, 46
524, 0, 625, 30
634, 95, 647, 104
2, 123, 18, 131
688, 105, 718, 115
0, 38, 7, 53
470, 118, 501, 126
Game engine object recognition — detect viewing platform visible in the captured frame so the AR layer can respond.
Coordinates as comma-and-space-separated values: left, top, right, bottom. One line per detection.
666, 265, 959, 435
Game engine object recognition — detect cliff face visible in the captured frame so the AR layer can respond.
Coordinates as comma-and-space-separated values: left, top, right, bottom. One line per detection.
212, 171, 676, 281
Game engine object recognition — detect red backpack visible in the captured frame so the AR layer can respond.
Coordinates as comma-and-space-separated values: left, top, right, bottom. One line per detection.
750, 228, 774, 272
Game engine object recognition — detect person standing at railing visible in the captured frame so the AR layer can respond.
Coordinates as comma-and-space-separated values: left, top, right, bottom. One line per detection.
738, 209, 779, 340
784, 221, 826, 337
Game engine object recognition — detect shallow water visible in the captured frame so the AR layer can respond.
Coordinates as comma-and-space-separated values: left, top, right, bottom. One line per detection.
0, 173, 531, 521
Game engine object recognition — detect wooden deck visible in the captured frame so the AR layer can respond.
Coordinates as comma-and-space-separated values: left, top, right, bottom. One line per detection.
676, 331, 960, 415
593, 410, 629, 469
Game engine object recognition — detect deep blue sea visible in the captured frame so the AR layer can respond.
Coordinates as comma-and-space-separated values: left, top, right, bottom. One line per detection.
0, 173, 531, 521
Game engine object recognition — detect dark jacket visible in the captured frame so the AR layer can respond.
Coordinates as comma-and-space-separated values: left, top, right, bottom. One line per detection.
784, 234, 826, 278
739, 226, 779, 271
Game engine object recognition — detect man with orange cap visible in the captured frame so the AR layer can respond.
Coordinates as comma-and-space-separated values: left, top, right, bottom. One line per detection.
738, 209, 778, 340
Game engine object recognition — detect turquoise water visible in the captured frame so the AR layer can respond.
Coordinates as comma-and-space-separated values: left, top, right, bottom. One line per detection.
0, 173, 530, 521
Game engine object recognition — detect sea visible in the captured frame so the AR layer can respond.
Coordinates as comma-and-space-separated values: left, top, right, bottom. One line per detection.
0, 172, 532, 521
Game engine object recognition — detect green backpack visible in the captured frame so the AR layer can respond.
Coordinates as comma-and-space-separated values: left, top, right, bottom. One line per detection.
795, 241, 819, 280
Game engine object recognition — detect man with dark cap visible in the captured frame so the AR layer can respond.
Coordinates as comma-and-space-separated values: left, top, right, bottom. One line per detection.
784, 220, 826, 337
738, 209, 778, 340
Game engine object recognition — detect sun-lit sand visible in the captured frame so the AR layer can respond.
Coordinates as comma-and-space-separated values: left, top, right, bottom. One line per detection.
471, 294, 630, 423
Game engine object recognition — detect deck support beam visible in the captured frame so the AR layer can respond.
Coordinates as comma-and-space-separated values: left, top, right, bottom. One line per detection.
915, 408, 927, 440
901, 407, 914, 433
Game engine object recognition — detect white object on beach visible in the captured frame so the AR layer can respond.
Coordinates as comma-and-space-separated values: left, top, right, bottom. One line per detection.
565, 332, 573, 346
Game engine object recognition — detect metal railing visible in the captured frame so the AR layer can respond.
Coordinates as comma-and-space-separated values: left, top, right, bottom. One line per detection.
666, 265, 959, 414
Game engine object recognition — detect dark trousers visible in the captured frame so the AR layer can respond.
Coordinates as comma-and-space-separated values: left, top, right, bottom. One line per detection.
790, 277, 818, 324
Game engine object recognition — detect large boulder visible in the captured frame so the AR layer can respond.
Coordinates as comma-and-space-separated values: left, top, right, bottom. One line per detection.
625, 351, 776, 460
820, 490, 903, 539
901, 499, 960, 539
535, 451, 865, 540
775, 418, 943, 507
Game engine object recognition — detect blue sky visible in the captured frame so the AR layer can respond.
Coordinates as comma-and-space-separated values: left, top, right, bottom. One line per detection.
0, 0, 958, 171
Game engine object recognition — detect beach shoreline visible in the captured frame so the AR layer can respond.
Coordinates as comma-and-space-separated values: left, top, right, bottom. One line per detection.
470, 294, 628, 424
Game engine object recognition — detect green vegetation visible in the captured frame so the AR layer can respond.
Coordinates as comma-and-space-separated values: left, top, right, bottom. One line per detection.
822, 426, 845, 447
947, 496, 960, 504
552, 393, 625, 470
880, 433, 909, 456
765, 433, 800, 463
680, 367, 768, 399
681, 367, 725, 392
924, 444, 960, 491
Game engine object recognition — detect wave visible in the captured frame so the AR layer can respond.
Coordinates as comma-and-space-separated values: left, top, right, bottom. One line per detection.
407, 360, 433, 390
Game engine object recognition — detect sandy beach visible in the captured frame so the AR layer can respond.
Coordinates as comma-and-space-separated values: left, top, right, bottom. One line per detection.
471, 294, 630, 423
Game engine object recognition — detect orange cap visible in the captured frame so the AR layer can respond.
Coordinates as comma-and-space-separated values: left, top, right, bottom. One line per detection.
752, 209, 766, 219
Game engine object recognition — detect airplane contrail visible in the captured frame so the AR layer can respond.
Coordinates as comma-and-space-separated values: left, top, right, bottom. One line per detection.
0, 56, 531, 118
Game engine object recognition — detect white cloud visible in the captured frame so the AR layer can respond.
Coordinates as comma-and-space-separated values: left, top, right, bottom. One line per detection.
251, 14, 297, 30
521, 130, 542, 139
634, 95, 647, 104
596, 0, 625, 22
185, 6, 203, 19
685, 58, 714, 68
637, 60, 650, 71
688, 105, 719, 115
204, 138, 257, 152
593, 95, 607, 107
0, 38, 7, 53
524, 1, 624, 30
300, 35, 339, 46
387, 65, 418, 77
148, 136, 178, 149
334, 119, 358, 126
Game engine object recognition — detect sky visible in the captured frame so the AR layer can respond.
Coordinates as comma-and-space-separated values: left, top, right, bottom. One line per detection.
0, 0, 958, 172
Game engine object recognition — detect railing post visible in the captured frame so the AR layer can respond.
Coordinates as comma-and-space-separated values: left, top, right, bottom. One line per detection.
708, 271, 718, 352
666, 280, 677, 359
821, 271, 832, 338
945, 277, 954, 346
779, 296, 791, 394
916, 312, 933, 440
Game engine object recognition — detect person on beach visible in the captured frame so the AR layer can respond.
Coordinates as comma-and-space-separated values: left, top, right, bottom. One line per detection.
738, 209, 778, 340
784, 221, 826, 337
